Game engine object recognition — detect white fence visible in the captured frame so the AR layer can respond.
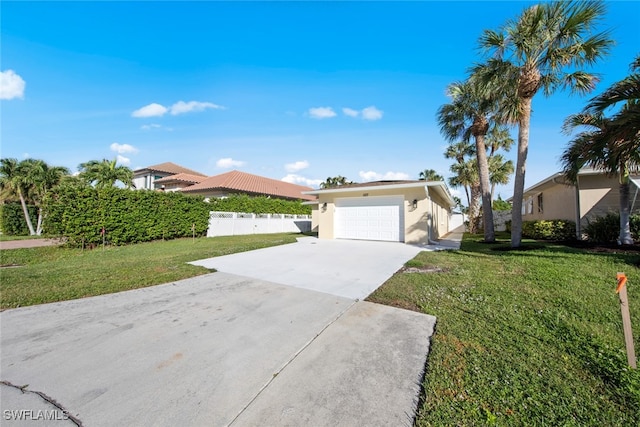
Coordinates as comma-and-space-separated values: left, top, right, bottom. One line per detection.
207, 211, 312, 237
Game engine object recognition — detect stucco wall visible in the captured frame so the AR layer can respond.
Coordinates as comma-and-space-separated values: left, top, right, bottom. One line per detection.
522, 182, 576, 222
315, 185, 451, 244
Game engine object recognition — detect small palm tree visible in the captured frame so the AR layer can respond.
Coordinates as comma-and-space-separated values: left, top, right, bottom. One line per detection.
0, 158, 36, 235
320, 176, 352, 189
488, 154, 514, 200
418, 169, 444, 181
449, 159, 481, 233
78, 158, 134, 189
478, 0, 613, 247
561, 55, 640, 244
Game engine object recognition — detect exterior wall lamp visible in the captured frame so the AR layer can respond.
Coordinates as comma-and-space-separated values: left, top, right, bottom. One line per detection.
412, 199, 418, 209
321, 202, 327, 212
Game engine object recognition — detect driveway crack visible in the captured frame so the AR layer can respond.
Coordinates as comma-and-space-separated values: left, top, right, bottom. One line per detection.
227, 299, 358, 426
1, 380, 83, 426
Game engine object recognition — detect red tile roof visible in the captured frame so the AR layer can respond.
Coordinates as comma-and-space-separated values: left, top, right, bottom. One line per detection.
182, 170, 316, 201
134, 162, 207, 177
154, 173, 206, 184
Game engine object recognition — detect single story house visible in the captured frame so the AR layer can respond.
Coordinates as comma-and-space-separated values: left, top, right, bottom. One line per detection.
303, 180, 456, 245
511, 168, 640, 237
181, 170, 316, 201
133, 162, 207, 191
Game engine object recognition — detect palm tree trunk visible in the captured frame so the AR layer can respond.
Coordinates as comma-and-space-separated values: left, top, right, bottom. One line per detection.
511, 97, 532, 248
619, 178, 633, 245
18, 189, 36, 235
36, 207, 44, 236
475, 134, 495, 242
468, 183, 482, 234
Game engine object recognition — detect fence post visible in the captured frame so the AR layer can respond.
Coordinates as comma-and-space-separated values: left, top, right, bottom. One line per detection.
617, 272, 636, 369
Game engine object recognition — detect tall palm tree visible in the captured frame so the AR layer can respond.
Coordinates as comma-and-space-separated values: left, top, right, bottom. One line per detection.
78, 158, 134, 189
561, 55, 640, 244
0, 158, 36, 235
438, 76, 508, 242
478, 0, 613, 247
418, 169, 444, 181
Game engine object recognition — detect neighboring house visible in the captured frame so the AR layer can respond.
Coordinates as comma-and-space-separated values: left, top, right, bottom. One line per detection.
303, 180, 456, 245
181, 170, 316, 201
510, 168, 640, 237
133, 162, 207, 191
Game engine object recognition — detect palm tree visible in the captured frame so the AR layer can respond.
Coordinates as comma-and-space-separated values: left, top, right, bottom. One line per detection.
438, 76, 508, 242
0, 158, 36, 235
22, 159, 69, 235
418, 169, 444, 181
488, 154, 514, 200
449, 159, 481, 233
444, 140, 475, 211
478, 0, 613, 247
320, 176, 352, 189
78, 158, 134, 189
561, 55, 640, 244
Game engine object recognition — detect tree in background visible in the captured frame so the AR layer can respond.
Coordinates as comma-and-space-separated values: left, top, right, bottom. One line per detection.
319, 176, 353, 189
0, 158, 69, 235
78, 158, 134, 189
561, 55, 640, 244
418, 169, 444, 181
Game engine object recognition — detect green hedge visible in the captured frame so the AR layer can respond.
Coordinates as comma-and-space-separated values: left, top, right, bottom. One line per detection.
43, 187, 211, 247
521, 219, 576, 241
0, 203, 38, 235
583, 212, 640, 243
208, 194, 312, 215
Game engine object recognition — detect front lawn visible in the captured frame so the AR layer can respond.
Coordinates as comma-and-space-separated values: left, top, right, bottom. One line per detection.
0, 233, 298, 309
369, 233, 640, 426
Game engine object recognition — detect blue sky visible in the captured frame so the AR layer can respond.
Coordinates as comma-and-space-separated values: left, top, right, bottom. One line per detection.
2, 1, 639, 201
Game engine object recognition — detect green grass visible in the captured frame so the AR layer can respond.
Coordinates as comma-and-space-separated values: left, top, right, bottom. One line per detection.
0, 233, 298, 309
368, 233, 640, 426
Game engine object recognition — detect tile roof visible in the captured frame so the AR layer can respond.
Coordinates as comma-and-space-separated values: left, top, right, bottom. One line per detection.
154, 173, 207, 184
135, 162, 207, 177
182, 170, 316, 201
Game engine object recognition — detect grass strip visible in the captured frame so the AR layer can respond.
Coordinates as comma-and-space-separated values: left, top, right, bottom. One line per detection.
0, 233, 298, 309
368, 233, 640, 426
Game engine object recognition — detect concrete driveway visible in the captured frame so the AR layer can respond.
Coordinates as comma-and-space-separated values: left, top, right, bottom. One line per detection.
1, 239, 437, 426
190, 237, 423, 299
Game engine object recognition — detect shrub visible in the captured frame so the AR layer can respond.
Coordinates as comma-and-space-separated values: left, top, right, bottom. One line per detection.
521, 219, 576, 241
583, 212, 640, 243
208, 194, 311, 215
0, 203, 38, 235
43, 187, 211, 247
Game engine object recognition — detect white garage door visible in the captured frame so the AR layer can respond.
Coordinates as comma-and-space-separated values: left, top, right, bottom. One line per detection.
334, 196, 404, 242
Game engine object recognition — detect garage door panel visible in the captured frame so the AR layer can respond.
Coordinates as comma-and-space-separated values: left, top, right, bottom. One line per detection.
334, 196, 404, 242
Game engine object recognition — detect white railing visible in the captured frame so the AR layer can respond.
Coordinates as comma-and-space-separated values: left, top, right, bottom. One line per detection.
207, 211, 312, 237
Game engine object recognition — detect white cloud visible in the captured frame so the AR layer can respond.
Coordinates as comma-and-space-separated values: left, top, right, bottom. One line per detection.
0, 70, 26, 100
342, 107, 359, 118
359, 170, 410, 182
308, 107, 337, 119
285, 160, 309, 173
141, 123, 173, 131
281, 174, 323, 188
216, 157, 246, 169
132, 103, 168, 118
170, 100, 225, 115
110, 143, 139, 154
117, 155, 131, 166
361, 106, 383, 121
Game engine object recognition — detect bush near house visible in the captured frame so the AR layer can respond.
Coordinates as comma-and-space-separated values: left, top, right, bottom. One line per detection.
0, 203, 38, 235
521, 220, 576, 241
209, 194, 312, 215
43, 187, 211, 247
584, 213, 640, 243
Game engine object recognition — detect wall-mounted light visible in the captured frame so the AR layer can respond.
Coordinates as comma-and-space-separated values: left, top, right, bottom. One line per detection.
412, 199, 418, 209
322, 202, 327, 211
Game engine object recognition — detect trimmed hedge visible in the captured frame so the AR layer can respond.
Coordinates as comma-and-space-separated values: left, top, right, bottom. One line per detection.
0, 203, 38, 235
43, 187, 211, 247
521, 219, 576, 241
583, 212, 640, 243
208, 194, 312, 215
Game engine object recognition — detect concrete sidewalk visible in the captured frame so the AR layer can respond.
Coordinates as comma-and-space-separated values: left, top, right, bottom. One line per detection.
1, 272, 436, 426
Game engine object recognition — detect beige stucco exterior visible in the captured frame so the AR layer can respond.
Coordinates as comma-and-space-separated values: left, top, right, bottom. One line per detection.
518, 171, 640, 236
304, 182, 454, 245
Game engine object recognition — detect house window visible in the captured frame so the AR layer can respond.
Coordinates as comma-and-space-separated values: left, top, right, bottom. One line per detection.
537, 193, 544, 213
522, 197, 534, 215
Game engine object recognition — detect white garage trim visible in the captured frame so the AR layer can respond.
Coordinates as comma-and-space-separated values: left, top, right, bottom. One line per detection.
334, 196, 404, 242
